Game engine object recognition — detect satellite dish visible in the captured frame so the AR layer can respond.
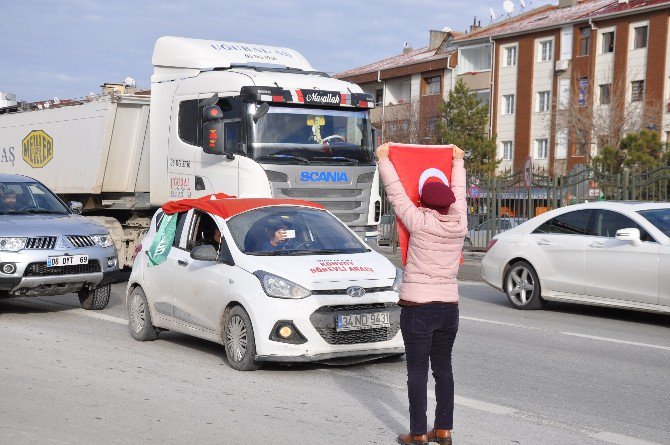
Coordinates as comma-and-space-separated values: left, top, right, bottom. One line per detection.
519, 0, 526, 9
124, 76, 136, 87
53, 97, 60, 104
503, 0, 515, 14
489, 7, 497, 21
44, 101, 51, 109
442, 26, 452, 33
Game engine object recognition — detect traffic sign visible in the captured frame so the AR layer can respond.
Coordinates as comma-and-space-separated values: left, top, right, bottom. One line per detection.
524, 156, 533, 189
468, 185, 481, 199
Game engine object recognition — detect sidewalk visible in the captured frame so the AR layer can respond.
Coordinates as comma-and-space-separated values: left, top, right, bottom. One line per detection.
374, 245, 484, 282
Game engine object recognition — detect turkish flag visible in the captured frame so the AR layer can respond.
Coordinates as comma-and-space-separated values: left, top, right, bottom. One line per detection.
388, 143, 454, 265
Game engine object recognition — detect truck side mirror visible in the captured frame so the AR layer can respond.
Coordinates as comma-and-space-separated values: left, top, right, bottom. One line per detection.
202, 121, 226, 156
372, 127, 381, 150
68, 201, 83, 214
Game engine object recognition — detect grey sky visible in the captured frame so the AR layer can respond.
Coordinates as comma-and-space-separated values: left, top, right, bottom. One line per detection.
1, 0, 553, 102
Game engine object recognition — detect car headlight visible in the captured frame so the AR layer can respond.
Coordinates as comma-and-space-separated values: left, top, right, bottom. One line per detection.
254, 271, 311, 299
91, 234, 114, 248
0, 237, 27, 252
392, 267, 403, 293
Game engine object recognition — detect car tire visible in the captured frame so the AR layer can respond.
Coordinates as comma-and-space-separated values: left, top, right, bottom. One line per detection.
78, 284, 111, 310
504, 261, 545, 310
128, 287, 158, 341
223, 306, 261, 371
463, 237, 473, 251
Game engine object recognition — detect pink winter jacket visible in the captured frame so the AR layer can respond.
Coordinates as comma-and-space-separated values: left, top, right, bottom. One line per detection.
378, 158, 467, 303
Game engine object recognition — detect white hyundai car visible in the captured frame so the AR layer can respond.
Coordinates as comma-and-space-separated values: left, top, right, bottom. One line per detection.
127, 196, 403, 370
481, 202, 670, 314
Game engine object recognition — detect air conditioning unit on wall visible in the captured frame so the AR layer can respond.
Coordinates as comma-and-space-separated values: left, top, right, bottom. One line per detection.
555, 59, 569, 73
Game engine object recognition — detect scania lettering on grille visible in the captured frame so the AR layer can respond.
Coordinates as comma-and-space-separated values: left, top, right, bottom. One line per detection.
300, 171, 349, 182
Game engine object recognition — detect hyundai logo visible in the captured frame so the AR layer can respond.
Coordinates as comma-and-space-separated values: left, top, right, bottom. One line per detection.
346, 286, 366, 298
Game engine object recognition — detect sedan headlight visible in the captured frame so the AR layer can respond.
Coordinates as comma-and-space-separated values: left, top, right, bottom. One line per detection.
91, 234, 114, 248
391, 267, 403, 293
0, 237, 27, 252
254, 271, 311, 299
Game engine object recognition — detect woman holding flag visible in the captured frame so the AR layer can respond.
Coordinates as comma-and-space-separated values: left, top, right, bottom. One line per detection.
376, 142, 467, 445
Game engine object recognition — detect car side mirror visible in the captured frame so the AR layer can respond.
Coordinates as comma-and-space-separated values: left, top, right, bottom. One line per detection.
190, 244, 219, 261
69, 201, 83, 214
615, 228, 641, 246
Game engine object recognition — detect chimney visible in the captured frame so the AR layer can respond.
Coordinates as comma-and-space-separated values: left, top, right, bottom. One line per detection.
402, 42, 413, 54
429, 30, 448, 50
558, 0, 579, 8
469, 17, 481, 32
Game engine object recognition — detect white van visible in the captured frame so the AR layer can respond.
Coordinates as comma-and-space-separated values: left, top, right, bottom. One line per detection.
126, 196, 403, 370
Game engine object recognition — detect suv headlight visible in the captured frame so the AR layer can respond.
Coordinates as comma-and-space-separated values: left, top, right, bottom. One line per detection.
91, 234, 114, 248
0, 237, 27, 252
392, 267, 403, 293
254, 271, 311, 299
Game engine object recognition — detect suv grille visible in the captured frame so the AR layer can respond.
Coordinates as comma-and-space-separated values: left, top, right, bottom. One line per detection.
25, 237, 57, 250
310, 303, 401, 345
24, 260, 101, 277
67, 235, 95, 248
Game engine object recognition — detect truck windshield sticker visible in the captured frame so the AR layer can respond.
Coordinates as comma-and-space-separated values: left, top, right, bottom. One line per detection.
22, 130, 53, 168
300, 171, 349, 182
147, 213, 178, 266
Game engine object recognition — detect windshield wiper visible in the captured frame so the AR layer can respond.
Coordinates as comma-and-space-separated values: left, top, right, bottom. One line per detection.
247, 251, 287, 256
256, 154, 310, 165
313, 156, 359, 165
22, 209, 68, 215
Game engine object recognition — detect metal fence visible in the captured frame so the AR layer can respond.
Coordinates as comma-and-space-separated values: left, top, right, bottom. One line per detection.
378, 164, 670, 252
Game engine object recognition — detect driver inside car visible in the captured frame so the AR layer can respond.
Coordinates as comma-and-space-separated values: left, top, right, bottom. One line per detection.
0, 189, 18, 212
259, 222, 295, 252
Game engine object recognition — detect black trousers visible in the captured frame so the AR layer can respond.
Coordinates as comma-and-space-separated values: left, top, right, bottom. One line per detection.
400, 303, 459, 435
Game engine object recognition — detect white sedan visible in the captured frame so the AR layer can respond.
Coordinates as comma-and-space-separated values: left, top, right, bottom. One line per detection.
481, 202, 670, 314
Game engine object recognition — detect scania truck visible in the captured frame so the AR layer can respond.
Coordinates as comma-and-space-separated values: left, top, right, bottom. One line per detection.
0, 37, 381, 266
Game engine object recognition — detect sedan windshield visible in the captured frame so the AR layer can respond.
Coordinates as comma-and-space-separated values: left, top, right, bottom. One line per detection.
0, 181, 69, 215
227, 206, 368, 256
250, 106, 373, 165
638, 208, 670, 238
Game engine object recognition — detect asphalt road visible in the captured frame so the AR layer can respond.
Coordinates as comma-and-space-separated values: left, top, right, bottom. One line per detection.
1, 279, 669, 444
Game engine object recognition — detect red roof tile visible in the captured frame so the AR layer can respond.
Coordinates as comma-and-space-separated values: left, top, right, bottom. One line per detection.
335, 45, 453, 79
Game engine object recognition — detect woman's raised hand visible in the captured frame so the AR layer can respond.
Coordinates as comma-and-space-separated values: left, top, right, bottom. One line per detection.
376, 143, 391, 160
452, 145, 465, 159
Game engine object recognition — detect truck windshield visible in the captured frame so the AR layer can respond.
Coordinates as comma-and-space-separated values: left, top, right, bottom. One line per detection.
250, 106, 373, 165
0, 181, 69, 215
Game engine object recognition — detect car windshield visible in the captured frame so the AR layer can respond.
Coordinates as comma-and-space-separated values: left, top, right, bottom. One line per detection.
0, 181, 69, 215
227, 206, 369, 256
638, 208, 670, 237
250, 106, 373, 165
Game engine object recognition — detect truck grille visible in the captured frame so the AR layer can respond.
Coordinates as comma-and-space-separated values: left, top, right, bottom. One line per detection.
280, 188, 362, 199
67, 235, 96, 248
24, 260, 101, 277
25, 237, 57, 250
310, 303, 401, 345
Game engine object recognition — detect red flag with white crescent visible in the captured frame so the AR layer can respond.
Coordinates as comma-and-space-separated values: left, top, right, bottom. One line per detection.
388, 143, 454, 265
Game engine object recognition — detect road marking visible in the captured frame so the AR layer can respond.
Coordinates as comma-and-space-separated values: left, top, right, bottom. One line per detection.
454, 395, 517, 415
70, 308, 128, 325
460, 316, 525, 328
589, 431, 663, 445
10, 298, 129, 326
560, 332, 670, 352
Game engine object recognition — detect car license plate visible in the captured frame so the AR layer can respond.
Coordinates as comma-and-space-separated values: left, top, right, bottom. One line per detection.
336, 312, 390, 332
47, 255, 89, 267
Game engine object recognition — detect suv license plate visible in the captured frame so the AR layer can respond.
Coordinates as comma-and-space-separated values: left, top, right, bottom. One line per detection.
47, 255, 89, 268
336, 312, 390, 332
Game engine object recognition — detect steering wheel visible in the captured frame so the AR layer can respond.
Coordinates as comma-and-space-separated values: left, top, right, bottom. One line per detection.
292, 241, 318, 250
17, 205, 40, 212
322, 135, 345, 144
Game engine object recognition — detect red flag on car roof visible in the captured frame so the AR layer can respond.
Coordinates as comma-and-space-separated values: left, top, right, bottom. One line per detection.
387, 144, 455, 265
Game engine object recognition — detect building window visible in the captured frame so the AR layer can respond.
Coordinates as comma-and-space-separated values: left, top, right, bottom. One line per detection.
631, 80, 645, 102
601, 32, 614, 53
457, 45, 492, 73
599, 84, 611, 105
634, 26, 648, 49
536, 139, 548, 159
574, 142, 587, 157
502, 141, 513, 160
539, 40, 553, 62
504, 46, 517, 67
579, 27, 591, 56
474, 89, 490, 107
423, 76, 441, 96
503, 94, 515, 115
375, 88, 383, 106
537, 91, 551, 112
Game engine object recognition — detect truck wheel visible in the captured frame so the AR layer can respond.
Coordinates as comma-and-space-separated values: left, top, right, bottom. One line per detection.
128, 287, 158, 341
78, 284, 111, 310
223, 306, 261, 371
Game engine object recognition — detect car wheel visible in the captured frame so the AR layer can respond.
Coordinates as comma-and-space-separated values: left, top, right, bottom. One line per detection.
463, 237, 473, 251
504, 261, 545, 310
223, 306, 261, 371
128, 287, 158, 341
78, 284, 111, 310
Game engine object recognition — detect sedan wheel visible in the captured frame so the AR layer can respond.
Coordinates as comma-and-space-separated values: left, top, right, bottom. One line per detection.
128, 287, 158, 341
223, 306, 261, 371
504, 261, 545, 310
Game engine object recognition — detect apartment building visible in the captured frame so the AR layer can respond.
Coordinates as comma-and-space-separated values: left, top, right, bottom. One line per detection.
455, 0, 670, 174
336, 29, 461, 144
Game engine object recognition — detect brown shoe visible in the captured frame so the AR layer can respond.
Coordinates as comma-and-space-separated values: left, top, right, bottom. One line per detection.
396, 433, 429, 444
426, 428, 452, 444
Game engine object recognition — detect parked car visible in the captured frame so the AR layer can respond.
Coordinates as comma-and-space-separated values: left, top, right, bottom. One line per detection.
464, 217, 525, 250
0, 174, 119, 309
481, 202, 670, 314
127, 196, 404, 371
377, 214, 393, 246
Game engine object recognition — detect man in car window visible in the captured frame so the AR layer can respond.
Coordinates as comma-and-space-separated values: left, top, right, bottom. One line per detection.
259, 223, 294, 252
1, 190, 18, 212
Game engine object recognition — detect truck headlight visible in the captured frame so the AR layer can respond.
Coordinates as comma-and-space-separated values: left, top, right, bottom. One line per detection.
254, 271, 311, 299
392, 267, 403, 293
91, 234, 114, 248
0, 237, 27, 252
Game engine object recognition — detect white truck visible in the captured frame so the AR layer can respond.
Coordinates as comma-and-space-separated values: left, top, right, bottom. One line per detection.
0, 37, 382, 266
